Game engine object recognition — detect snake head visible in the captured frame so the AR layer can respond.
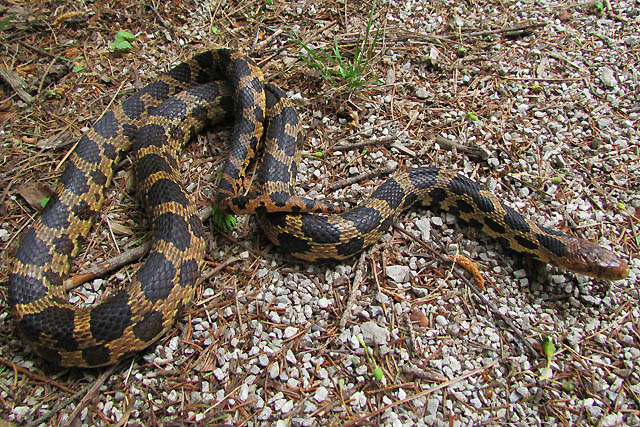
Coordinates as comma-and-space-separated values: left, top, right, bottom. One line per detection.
562, 238, 629, 281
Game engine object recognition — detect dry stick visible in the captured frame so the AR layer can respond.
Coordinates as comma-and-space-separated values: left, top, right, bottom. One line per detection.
393, 225, 538, 358
343, 361, 499, 426
64, 364, 119, 425
65, 206, 214, 289
434, 135, 489, 160
388, 23, 545, 45
17, 40, 60, 60
63, 241, 152, 290
403, 311, 418, 355
198, 256, 242, 283
449, 23, 546, 39
0, 65, 33, 103
25, 388, 87, 427
0, 358, 75, 393
546, 51, 583, 71
329, 165, 397, 191
339, 251, 369, 329
332, 135, 396, 152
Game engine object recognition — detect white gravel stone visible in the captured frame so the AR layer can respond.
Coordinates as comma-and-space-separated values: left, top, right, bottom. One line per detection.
415, 217, 431, 240
11, 406, 30, 419
360, 321, 390, 345
314, 386, 329, 402
600, 67, 618, 88
435, 315, 448, 327
386, 265, 411, 282
416, 87, 429, 99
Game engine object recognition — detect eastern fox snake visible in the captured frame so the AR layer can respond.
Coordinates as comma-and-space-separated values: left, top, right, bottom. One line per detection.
8, 50, 629, 367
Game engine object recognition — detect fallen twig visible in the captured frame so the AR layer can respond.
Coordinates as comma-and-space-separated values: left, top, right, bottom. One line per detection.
65, 206, 216, 289
339, 251, 368, 329
329, 165, 397, 191
332, 135, 396, 151
64, 241, 152, 290
64, 363, 119, 425
26, 388, 87, 427
435, 135, 489, 160
0, 358, 75, 394
450, 23, 545, 39
0, 65, 33, 103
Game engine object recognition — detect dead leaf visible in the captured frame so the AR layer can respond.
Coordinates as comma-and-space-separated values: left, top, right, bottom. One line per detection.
16, 182, 54, 211
0, 111, 16, 127
65, 47, 81, 59
557, 10, 573, 22
410, 310, 429, 327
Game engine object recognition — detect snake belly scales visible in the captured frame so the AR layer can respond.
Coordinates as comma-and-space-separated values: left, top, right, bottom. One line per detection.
7, 49, 629, 367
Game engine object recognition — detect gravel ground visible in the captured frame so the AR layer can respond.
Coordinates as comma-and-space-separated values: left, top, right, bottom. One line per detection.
1, 0, 638, 425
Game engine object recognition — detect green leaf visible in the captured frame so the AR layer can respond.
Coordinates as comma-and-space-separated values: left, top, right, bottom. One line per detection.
210, 26, 220, 34
40, 197, 50, 208
465, 111, 478, 121
72, 65, 85, 73
551, 176, 562, 184
562, 381, 574, 393
373, 366, 383, 381
0, 12, 15, 31
114, 30, 135, 42
212, 206, 237, 232
112, 40, 132, 51
590, 1, 604, 16
542, 336, 555, 361
529, 84, 542, 93
112, 30, 135, 51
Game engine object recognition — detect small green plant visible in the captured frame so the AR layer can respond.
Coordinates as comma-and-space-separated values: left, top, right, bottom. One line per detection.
111, 30, 135, 52
357, 335, 384, 381
40, 197, 50, 208
529, 83, 542, 93
589, 1, 604, 16
540, 336, 555, 380
72, 64, 85, 73
212, 206, 237, 232
291, 0, 381, 88
561, 380, 574, 393
465, 111, 478, 121
0, 12, 16, 31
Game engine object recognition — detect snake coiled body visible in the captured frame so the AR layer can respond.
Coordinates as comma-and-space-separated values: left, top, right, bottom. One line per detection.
8, 50, 629, 367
